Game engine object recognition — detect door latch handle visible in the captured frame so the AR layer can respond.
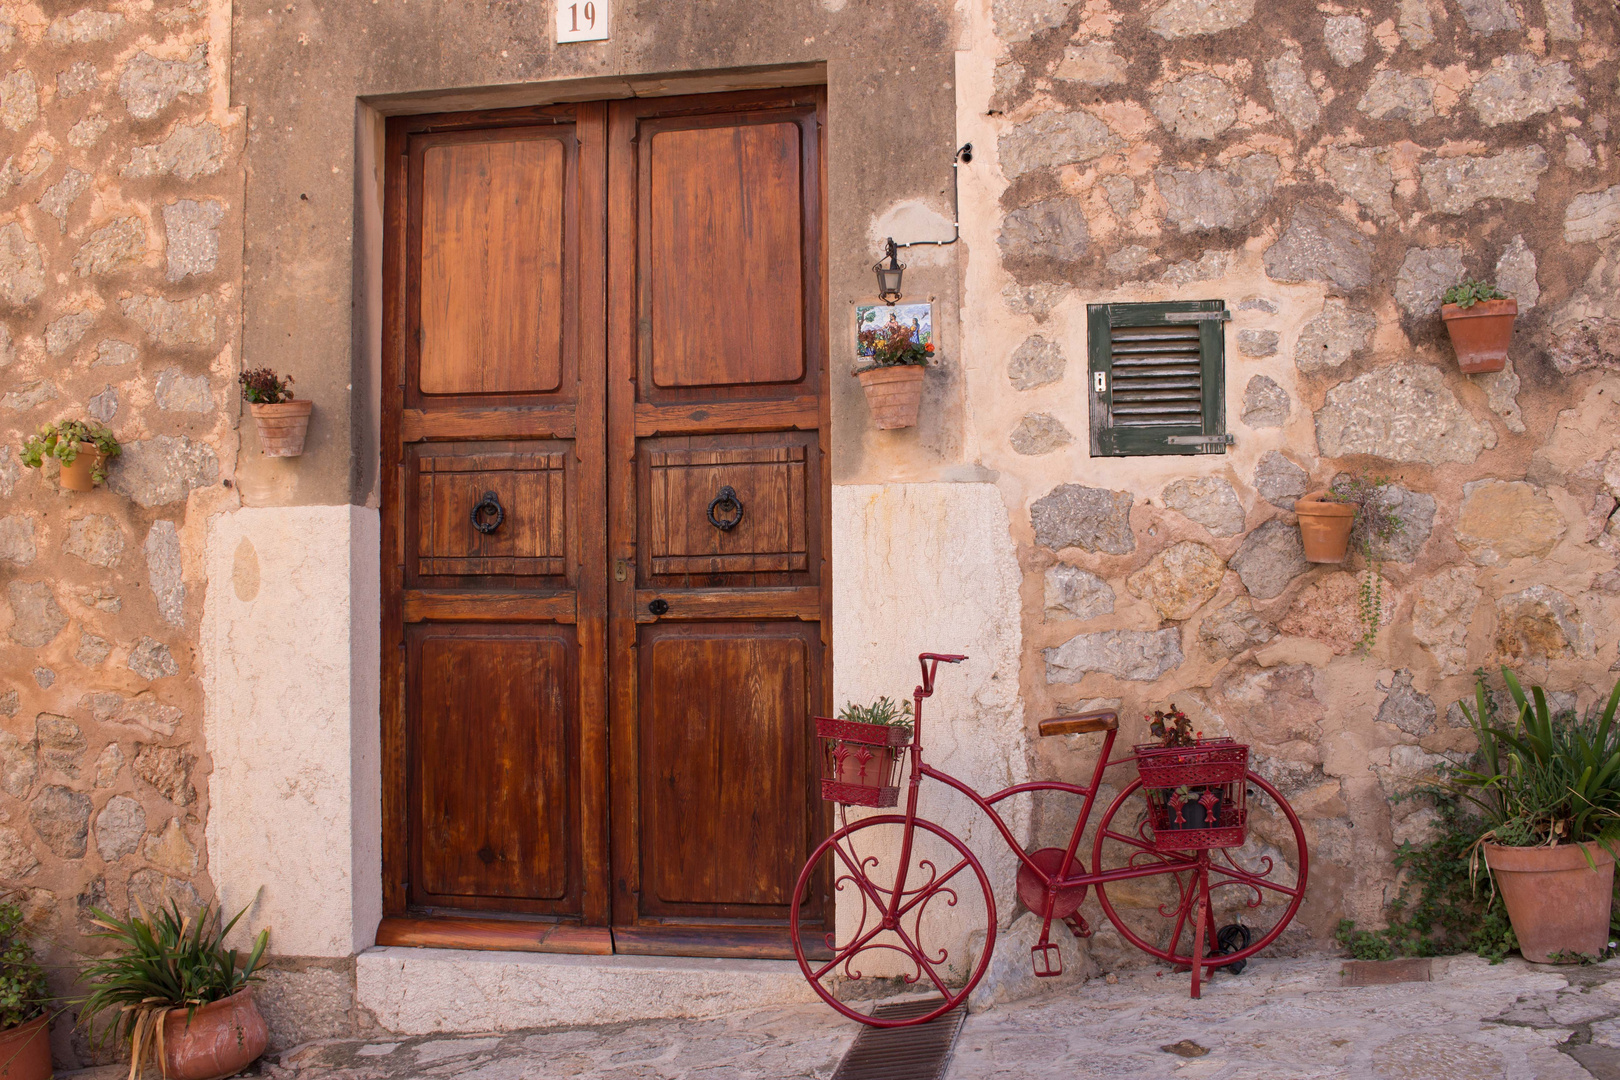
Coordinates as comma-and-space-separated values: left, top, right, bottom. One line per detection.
707, 485, 743, 531
470, 491, 504, 534
648, 598, 669, 616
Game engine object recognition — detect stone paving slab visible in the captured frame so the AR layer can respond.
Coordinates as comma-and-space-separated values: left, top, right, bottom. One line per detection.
64, 955, 1620, 1080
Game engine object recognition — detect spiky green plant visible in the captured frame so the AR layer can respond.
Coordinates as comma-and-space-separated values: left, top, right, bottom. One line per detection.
1449, 668, 1620, 853
837, 696, 914, 736
78, 900, 268, 1080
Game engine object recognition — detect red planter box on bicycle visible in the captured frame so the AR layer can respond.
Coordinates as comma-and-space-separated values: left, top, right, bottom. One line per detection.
1134, 716, 1250, 851
816, 714, 909, 808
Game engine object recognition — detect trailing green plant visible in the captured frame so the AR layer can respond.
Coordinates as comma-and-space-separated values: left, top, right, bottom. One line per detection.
238, 367, 296, 405
1448, 667, 1620, 852
1333, 788, 1517, 963
837, 696, 914, 735
1441, 279, 1507, 309
1325, 473, 1405, 653
78, 900, 268, 1080
0, 899, 48, 1030
19, 420, 120, 484
854, 313, 933, 372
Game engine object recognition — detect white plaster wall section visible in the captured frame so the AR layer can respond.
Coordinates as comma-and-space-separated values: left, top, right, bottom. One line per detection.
830, 482, 1027, 975
356, 948, 819, 1033
202, 505, 380, 957
347, 507, 384, 952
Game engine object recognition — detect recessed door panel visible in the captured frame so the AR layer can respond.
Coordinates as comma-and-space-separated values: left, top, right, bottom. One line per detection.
642, 435, 813, 583
638, 624, 811, 913
412, 628, 577, 905
648, 123, 804, 389
411, 442, 568, 581
420, 137, 566, 396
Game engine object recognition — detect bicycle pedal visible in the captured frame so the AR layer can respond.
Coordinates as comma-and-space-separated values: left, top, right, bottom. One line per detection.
1063, 913, 1092, 940
1031, 942, 1063, 977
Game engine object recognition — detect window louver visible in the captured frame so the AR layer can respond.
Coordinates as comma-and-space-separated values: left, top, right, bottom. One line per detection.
1087, 301, 1227, 457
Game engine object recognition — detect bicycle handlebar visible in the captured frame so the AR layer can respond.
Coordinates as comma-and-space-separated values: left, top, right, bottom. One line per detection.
917, 652, 968, 697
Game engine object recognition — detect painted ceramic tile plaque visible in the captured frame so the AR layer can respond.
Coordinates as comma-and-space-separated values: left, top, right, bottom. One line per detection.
856, 303, 933, 357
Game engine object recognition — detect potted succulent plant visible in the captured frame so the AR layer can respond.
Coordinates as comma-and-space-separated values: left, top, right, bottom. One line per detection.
19, 420, 119, 492
815, 696, 914, 807
854, 313, 933, 430
79, 900, 270, 1080
0, 899, 52, 1080
239, 367, 311, 457
1451, 669, 1620, 964
1440, 279, 1516, 374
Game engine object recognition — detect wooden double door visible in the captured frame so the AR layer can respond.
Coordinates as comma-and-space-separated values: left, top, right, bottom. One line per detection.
380, 88, 830, 956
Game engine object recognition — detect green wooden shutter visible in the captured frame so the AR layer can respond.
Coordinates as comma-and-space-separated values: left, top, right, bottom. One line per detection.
1088, 300, 1228, 457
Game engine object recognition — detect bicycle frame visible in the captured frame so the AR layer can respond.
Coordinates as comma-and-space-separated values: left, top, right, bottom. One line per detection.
896, 655, 1203, 954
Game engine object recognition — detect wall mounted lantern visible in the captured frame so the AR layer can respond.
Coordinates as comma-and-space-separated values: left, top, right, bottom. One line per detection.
872, 144, 972, 305
874, 239, 905, 305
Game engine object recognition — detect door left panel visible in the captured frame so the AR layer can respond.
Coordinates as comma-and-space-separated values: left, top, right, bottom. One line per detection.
383, 106, 608, 941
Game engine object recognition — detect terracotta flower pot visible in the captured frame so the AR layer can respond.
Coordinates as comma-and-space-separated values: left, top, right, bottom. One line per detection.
160, 988, 269, 1080
1293, 490, 1358, 563
1483, 841, 1615, 963
249, 399, 313, 457
59, 441, 104, 492
855, 365, 925, 430
1441, 297, 1516, 374
0, 1014, 52, 1080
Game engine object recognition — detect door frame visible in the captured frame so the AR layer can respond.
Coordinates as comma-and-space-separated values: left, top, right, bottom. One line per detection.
376, 86, 831, 956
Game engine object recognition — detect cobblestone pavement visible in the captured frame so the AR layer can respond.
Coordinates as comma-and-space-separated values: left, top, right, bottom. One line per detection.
74, 955, 1620, 1079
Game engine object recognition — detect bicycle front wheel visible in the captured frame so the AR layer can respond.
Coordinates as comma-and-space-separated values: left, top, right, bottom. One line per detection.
790, 814, 996, 1027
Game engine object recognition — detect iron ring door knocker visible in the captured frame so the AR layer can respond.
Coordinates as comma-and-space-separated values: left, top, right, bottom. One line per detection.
707, 485, 743, 531
470, 491, 504, 534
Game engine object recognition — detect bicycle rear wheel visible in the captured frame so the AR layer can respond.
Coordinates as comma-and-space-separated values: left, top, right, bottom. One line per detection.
1091, 771, 1308, 970
790, 814, 996, 1027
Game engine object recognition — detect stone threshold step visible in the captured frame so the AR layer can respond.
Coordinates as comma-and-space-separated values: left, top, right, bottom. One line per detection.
357, 946, 820, 1034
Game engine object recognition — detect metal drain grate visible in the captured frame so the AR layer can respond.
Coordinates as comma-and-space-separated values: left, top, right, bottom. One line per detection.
832, 997, 968, 1080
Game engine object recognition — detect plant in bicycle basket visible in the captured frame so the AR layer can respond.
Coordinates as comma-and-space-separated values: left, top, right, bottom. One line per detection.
837, 695, 914, 736
1148, 705, 1199, 748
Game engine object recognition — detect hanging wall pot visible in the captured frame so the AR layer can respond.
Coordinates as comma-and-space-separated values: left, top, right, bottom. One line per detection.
1294, 491, 1358, 563
1440, 281, 1516, 375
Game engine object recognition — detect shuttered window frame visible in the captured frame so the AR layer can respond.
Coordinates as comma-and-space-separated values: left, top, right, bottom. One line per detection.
1087, 300, 1228, 458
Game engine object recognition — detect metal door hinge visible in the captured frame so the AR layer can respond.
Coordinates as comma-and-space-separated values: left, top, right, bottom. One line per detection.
1163, 310, 1231, 322
1093, 371, 1107, 393
1166, 433, 1235, 446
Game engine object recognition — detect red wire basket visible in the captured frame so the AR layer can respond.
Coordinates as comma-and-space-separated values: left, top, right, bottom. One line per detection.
1134, 738, 1249, 851
816, 716, 910, 808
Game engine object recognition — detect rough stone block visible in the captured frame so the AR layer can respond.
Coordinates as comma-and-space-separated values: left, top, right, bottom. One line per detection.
1565, 185, 1620, 245
1347, 481, 1435, 563
1044, 565, 1115, 620
75, 632, 111, 667
1398, 0, 1434, 45
128, 868, 201, 916
1199, 597, 1274, 659
1241, 376, 1290, 429
1358, 70, 1435, 122
44, 310, 95, 356
1228, 521, 1308, 599
1315, 363, 1495, 465
1412, 567, 1481, 676
1324, 147, 1394, 220
124, 122, 227, 182
87, 385, 119, 423
1376, 670, 1437, 736
6, 581, 66, 647
0, 223, 45, 307
128, 638, 179, 681
145, 521, 186, 628
0, 69, 37, 132
1157, 154, 1278, 233
1044, 628, 1184, 683
999, 109, 1123, 179
95, 795, 146, 862
1263, 50, 1319, 131
1150, 73, 1240, 141
1494, 585, 1593, 662
64, 514, 125, 568
154, 368, 213, 412
1148, 0, 1254, 38
1009, 413, 1073, 455
1031, 484, 1135, 554
1471, 56, 1580, 125
68, 115, 109, 148
134, 744, 197, 806
57, 62, 100, 98
1294, 298, 1376, 373
118, 47, 210, 120
1253, 451, 1308, 509
1420, 146, 1547, 214
1055, 42, 1126, 85
255, 962, 358, 1051
1394, 246, 1467, 318
47, 10, 125, 42
0, 515, 36, 565
107, 435, 221, 507
1278, 572, 1388, 655
1263, 205, 1372, 293
30, 784, 91, 858
1324, 15, 1367, 65
1127, 541, 1226, 620
1458, 0, 1519, 31
1455, 480, 1566, 564
992, 0, 1075, 42
1237, 328, 1278, 357
999, 198, 1089, 268
37, 168, 90, 231
74, 217, 149, 277
0, 379, 56, 411
0, 727, 37, 800
1161, 477, 1245, 537
163, 199, 224, 282
1008, 335, 1064, 390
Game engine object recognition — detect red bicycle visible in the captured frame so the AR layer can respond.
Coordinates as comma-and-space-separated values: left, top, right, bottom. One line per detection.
790, 653, 1309, 1028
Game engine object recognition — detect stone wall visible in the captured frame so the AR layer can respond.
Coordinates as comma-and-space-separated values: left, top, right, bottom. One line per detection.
0, 0, 243, 1061
954, 0, 1620, 954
